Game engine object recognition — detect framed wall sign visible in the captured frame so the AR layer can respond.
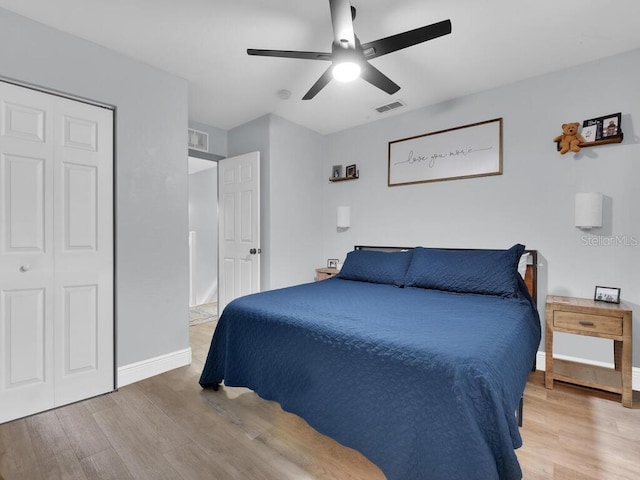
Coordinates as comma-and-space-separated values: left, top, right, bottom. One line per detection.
388, 118, 503, 187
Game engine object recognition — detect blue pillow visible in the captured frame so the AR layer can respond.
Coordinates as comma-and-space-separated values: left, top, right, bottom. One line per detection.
337, 249, 413, 287
404, 244, 526, 297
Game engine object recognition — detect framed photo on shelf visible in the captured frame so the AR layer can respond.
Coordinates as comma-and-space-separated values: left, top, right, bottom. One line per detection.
594, 285, 621, 304
582, 112, 622, 142
580, 124, 598, 143
601, 113, 621, 138
346, 164, 357, 178
332, 165, 343, 178
327, 259, 339, 268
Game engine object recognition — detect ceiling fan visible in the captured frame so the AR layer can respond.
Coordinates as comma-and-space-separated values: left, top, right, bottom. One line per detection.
247, 0, 452, 100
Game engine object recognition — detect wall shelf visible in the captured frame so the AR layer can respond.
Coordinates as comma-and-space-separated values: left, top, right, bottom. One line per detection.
329, 175, 359, 182
555, 133, 623, 151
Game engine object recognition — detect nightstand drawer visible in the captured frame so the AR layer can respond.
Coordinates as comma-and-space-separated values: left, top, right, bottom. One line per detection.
553, 311, 622, 336
315, 267, 338, 281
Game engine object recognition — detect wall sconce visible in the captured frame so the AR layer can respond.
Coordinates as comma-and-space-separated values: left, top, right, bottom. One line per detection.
575, 192, 603, 229
337, 206, 350, 229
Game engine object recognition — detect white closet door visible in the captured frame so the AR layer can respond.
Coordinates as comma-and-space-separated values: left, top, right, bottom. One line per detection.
52, 96, 113, 406
0, 81, 113, 423
0, 83, 56, 421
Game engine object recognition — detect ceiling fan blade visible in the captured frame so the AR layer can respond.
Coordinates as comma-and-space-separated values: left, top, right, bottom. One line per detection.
302, 67, 334, 100
329, 0, 356, 49
247, 49, 332, 61
360, 62, 400, 95
360, 19, 452, 60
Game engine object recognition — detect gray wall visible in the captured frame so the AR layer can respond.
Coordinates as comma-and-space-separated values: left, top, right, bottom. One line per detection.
0, 8, 190, 366
269, 115, 324, 287
320, 49, 640, 367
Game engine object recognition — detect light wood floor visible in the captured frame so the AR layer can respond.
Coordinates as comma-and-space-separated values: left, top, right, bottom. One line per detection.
1, 321, 639, 480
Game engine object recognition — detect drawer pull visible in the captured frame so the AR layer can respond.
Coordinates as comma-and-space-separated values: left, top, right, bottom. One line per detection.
579, 320, 595, 326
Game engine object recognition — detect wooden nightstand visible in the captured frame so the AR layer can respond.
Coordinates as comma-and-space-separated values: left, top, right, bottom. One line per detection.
315, 267, 338, 281
545, 295, 633, 407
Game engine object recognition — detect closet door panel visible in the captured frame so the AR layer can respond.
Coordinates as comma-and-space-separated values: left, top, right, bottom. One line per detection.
0, 81, 56, 423
53, 97, 113, 407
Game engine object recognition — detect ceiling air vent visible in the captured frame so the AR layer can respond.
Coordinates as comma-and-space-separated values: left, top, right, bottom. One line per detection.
188, 128, 209, 152
375, 100, 405, 114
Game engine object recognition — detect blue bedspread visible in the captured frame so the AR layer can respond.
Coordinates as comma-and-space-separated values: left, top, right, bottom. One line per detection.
200, 278, 540, 480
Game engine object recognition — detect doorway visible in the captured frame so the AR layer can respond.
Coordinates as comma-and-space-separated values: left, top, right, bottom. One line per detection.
186, 150, 261, 326
188, 156, 218, 325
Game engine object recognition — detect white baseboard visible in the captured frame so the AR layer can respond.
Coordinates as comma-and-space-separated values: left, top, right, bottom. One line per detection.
117, 347, 191, 388
535, 351, 640, 391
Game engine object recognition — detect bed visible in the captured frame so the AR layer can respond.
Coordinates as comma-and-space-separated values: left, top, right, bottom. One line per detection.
199, 244, 541, 480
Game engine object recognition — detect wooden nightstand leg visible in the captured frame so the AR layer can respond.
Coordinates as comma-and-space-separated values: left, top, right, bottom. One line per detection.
622, 312, 632, 408
545, 308, 554, 389
545, 354, 554, 389
613, 340, 622, 372
621, 341, 632, 408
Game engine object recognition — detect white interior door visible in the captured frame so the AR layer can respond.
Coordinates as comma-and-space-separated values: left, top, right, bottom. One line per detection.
52, 95, 113, 406
0, 81, 113, 423
218, 152, 260, 313
0, 83, 56, 421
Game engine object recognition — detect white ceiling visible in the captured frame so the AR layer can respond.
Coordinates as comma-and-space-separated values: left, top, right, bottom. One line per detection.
2, 0, 640, 135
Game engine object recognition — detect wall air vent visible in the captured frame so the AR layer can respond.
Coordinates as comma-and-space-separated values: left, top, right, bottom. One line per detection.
375, 100, 405, 114
188, 128, 209, 152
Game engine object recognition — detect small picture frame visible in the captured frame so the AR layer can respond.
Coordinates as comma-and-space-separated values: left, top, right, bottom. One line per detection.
601, 114, 621, 138
345, 164, 357, 178
594, 285, 621, 304
332, 165, 343, 178
582, 112, 622, 142
580, 124, 598, 143
327, 259, 339, 268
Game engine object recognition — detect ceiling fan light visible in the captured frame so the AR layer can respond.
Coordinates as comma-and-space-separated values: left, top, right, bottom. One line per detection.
332, 61, 361, 82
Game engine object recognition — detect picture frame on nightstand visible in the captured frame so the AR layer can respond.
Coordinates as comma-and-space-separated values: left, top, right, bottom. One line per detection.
594, 285, 621, 304
327, 259, 339, 268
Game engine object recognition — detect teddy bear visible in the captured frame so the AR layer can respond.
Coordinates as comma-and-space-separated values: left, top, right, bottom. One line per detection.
553, 122, 586, 154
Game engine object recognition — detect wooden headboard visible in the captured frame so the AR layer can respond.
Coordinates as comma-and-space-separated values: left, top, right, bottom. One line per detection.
354, 246, 538, 303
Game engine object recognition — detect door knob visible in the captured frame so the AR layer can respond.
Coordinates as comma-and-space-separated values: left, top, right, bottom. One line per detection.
20, 265, 30, 272
249, 248, 257, 255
